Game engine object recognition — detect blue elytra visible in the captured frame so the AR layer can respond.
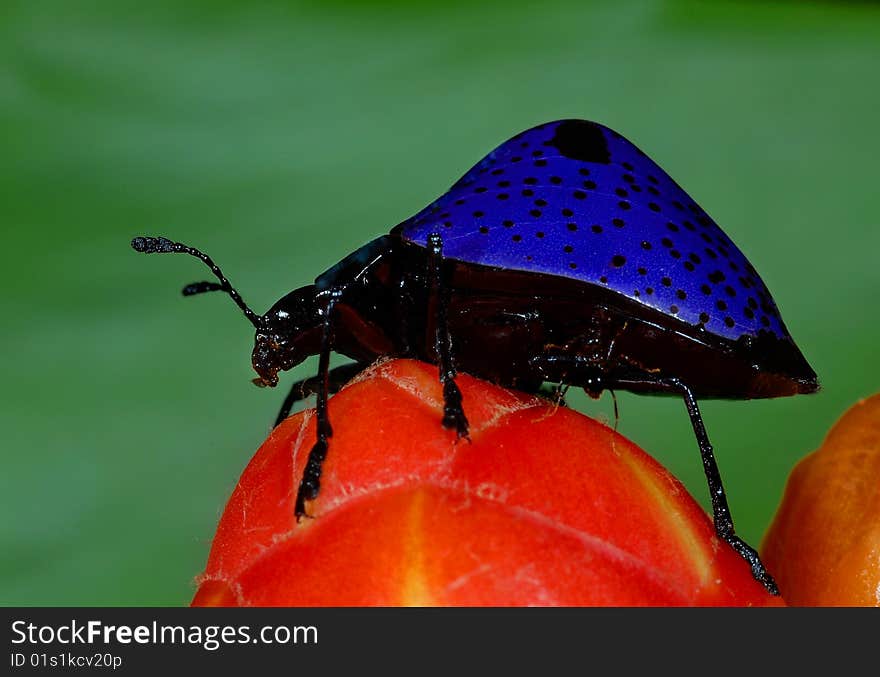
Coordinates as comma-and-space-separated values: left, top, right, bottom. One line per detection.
397, 119, 787, 343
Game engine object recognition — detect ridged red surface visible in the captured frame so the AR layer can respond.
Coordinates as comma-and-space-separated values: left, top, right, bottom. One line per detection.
192, 359, 779, 607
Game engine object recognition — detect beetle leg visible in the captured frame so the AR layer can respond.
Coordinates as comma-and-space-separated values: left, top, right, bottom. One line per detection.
552, 383, 570, 407
427, 232, 470, 440
662, 377, 779, 595
294, 288, 343, 521
273, 362, 369, 429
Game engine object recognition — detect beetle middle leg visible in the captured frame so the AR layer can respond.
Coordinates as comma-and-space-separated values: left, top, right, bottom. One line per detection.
427, 232, 469, 440
294, 287, 343, 521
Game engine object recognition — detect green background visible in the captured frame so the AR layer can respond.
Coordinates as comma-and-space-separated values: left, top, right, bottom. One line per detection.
2, 0, 878, 605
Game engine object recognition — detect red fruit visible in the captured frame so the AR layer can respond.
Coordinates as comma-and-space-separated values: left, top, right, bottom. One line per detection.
762, 393, 880, 606
192, 359, 779, 606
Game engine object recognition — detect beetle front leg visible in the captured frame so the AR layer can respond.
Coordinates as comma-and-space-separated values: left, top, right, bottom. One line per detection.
427, 232, 469, 440
295, 288, 343, 521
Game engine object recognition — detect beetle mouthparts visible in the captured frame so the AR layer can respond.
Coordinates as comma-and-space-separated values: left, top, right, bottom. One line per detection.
252, 373, 279, 388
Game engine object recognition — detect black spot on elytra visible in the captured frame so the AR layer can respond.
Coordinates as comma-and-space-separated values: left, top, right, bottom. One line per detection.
547, 120, 611, 164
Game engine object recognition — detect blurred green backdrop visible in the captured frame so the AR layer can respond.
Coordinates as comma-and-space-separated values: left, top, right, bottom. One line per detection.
1, 0, 878, 605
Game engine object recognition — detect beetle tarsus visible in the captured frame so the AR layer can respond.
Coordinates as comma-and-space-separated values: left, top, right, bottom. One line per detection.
295, 437, 328, 522
723, 534, 779, 595
441, 379, 470, 440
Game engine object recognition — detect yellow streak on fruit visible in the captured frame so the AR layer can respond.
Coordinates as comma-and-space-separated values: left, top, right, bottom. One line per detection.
616, 436, 713, 587
399, 488, 435, 606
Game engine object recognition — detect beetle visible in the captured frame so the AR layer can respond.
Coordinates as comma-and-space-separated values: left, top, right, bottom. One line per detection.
132, 119, 818, 594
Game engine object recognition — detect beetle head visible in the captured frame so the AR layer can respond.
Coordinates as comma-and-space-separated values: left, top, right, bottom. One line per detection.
251, 285, 324, 388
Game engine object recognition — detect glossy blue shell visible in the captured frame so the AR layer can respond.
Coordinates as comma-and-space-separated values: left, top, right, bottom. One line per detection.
397, 119, 790, 343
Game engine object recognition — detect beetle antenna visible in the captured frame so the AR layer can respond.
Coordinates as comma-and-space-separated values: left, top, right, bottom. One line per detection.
131, 236, 262, 329
182, 281, 224, 296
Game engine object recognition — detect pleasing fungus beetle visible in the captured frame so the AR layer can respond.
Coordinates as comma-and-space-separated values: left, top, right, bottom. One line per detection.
132, 119, 818, 594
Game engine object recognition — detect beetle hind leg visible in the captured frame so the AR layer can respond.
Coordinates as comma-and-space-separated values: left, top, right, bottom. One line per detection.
664, 376, 779, 595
